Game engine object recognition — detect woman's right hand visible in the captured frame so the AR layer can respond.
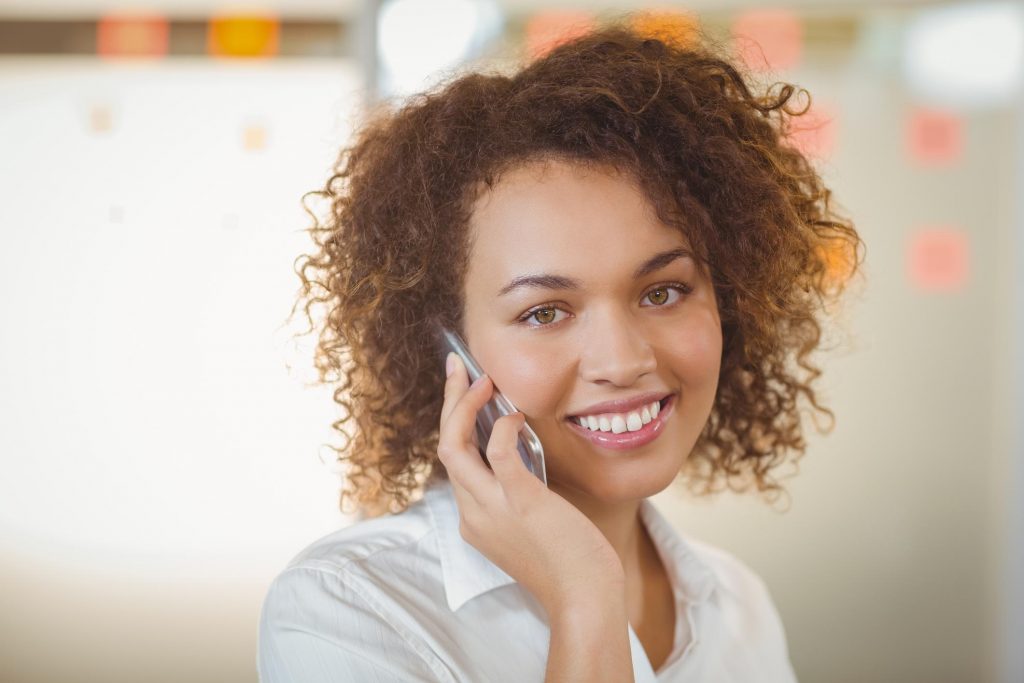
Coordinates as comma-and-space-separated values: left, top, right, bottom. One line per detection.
437, 352, 627, 614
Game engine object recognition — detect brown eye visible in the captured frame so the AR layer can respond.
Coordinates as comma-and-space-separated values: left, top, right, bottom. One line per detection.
641, 282, 693, 308
517, 304, 567, 327
647, 288, 669, 305
533, 308, 556, 324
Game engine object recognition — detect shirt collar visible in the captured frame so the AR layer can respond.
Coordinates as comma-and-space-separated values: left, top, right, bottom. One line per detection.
424, 478, 718, 613
425, 478, 518, 612
638, 491, 718, 604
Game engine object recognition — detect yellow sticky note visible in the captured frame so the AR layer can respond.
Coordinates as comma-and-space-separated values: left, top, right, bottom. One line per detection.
208, 15, 280, 58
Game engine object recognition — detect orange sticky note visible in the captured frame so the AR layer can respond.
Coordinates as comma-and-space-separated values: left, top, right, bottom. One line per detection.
906, 108, 963, 167
630, 8, 701, 50
525, 10, 596, 59
242, 124, 267, 151
97, 14, 169, 58
731, 8, 803, 72
906, 228, 969, 292
208, 15, 280, 58
785, 102, 837, 161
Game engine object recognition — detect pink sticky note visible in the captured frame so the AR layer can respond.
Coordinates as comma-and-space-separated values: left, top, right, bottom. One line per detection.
731, 8, 802, 72
785, 102, 837, 161
525, 10, 596, 59
97, 14, 169, 58
906, 228, 969, 292
906, 108, 963, 167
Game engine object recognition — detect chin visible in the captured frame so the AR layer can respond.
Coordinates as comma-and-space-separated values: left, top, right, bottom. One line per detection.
547, 450, 682, 503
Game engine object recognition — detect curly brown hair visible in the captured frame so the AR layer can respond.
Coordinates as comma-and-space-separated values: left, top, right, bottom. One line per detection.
290, 18, 865, 519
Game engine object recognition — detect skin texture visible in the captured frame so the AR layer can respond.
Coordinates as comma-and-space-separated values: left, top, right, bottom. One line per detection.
459, 158, 722, 627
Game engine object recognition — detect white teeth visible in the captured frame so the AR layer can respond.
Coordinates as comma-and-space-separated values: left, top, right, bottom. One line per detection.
574, 399, 663, 433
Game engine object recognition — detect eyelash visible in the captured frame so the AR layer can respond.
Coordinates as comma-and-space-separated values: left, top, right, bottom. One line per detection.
515, 281, 695, 328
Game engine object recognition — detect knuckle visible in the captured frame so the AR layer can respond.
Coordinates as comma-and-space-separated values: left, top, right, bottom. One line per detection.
484, 439, 508, 459
485, 438, 505, 458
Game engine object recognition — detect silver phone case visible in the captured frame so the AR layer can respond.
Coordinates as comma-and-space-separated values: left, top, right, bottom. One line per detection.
439, 327, 548, 486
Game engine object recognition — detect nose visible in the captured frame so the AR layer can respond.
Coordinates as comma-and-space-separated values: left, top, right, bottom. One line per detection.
578, 310, 657, 386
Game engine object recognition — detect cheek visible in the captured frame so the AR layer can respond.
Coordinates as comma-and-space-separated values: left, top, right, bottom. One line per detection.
662, 311, 723, 379
690, 316, 723, 366
474, 339, 568, 416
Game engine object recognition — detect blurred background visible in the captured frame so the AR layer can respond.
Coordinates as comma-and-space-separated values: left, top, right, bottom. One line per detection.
0, 0, 1021, 681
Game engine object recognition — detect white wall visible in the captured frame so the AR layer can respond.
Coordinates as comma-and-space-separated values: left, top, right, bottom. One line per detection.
0, 57, 365, 682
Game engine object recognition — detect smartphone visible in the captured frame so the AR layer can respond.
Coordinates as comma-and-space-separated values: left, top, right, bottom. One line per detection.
438, 326, 548, 487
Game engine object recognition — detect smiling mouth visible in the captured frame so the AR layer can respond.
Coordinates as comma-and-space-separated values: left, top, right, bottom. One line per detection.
563, 393, 677, 450
564, 393, 674, 423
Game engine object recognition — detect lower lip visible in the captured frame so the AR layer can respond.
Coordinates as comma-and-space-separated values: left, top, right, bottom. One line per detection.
565, 395, 676, 452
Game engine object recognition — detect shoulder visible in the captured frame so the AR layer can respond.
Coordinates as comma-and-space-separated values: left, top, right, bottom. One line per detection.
282, 496, 434, 575
260, 495, 437, 625
261, 495, 441, 625
257, 498, 451, 682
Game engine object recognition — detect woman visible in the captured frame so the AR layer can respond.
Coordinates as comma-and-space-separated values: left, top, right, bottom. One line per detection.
258, 18, 863, 683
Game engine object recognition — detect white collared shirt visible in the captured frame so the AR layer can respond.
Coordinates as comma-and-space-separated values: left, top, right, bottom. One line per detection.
257, 478, 798, 682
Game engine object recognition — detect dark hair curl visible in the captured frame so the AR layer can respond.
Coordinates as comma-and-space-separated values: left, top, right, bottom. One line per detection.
290, 18, 865, 519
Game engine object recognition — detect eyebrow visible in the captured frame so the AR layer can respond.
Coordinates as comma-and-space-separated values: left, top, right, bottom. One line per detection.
497, 246, 695, 297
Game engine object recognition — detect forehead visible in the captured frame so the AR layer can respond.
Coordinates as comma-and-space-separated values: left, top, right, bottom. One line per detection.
465, 160, 693, 290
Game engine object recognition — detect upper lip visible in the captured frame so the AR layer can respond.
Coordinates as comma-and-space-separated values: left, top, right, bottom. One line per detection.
568, 391, 672, 418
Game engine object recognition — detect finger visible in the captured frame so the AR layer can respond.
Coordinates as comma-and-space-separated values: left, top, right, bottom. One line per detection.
440, 352, 468, 427
437, 352, 483, 508
438, 373, 502, 503
437, 352, 475, 488
485, 411, 530, 489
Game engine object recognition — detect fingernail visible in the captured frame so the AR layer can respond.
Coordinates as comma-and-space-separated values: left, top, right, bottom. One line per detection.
445, 352, 456, 377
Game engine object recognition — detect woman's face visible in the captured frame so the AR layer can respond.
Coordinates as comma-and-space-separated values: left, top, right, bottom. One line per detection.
461, 159, 722, 503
